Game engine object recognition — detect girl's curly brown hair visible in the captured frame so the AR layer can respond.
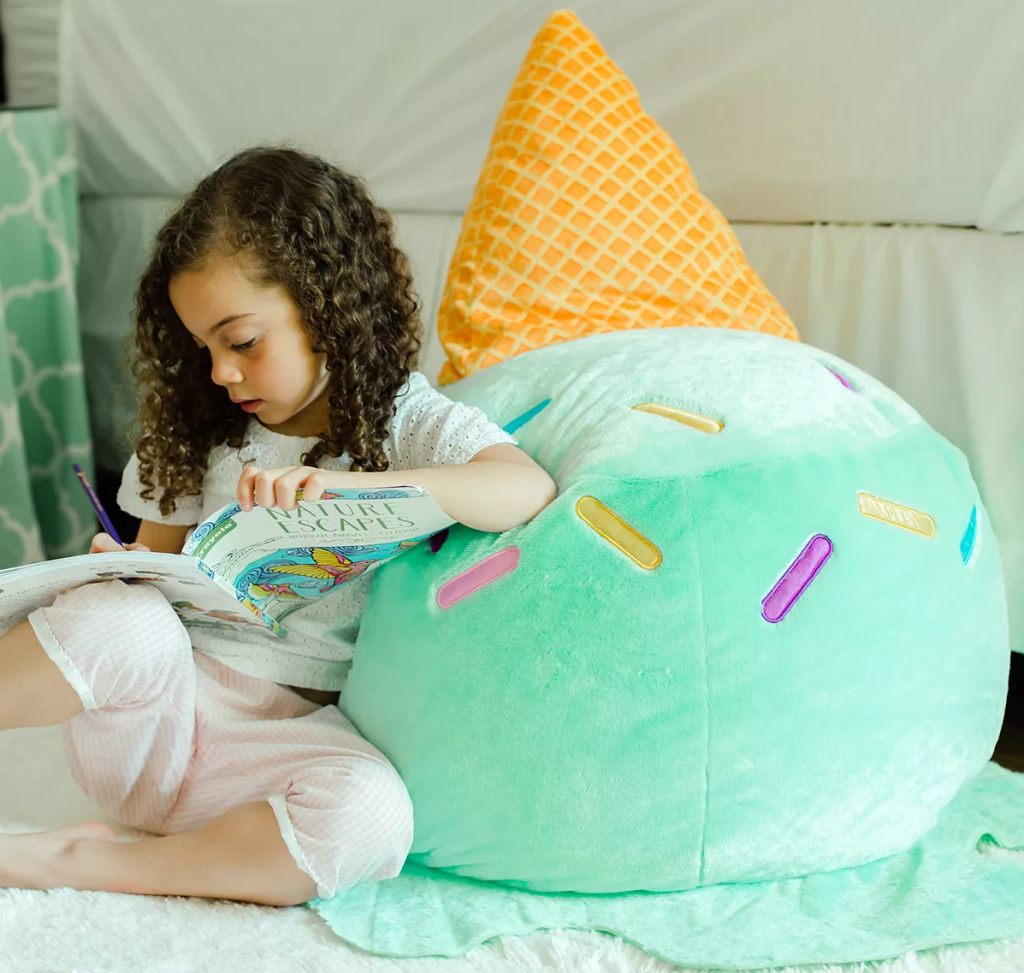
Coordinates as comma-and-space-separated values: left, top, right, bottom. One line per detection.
131, 146, 422, 517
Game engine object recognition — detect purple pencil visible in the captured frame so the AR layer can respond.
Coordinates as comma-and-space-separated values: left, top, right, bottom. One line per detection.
73, 463, 126, 548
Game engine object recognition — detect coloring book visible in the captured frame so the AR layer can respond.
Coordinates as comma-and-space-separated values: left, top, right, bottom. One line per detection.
0, 489, 453, 638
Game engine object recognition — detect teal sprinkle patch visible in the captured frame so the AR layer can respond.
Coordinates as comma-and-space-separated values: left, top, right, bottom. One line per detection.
503, 398, 551, 435
960, 505, 978, 564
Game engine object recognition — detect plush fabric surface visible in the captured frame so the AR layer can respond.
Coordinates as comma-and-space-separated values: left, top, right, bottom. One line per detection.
311, 762, 1024, 968
435, 10, 798, 386
340, 327, 1008, 894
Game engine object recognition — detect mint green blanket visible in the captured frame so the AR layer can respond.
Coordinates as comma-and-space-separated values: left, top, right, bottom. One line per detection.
310, 762, 1024, 968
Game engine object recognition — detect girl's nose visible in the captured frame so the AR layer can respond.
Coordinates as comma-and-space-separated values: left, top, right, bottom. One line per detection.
210, 355, 244, 387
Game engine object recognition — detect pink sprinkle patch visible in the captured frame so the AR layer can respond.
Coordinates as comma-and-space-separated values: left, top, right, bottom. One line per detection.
437, 547, 521, 609
761, 534, 833, 623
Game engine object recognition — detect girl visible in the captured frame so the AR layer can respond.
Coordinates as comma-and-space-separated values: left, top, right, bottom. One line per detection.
0, 147, 557, 906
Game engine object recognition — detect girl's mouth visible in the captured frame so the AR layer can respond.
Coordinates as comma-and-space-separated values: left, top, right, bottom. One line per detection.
239, 399, 262, 413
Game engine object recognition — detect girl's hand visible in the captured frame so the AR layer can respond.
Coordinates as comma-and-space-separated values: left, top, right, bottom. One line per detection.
89, 532, 151, 554
236, 466, 341, 512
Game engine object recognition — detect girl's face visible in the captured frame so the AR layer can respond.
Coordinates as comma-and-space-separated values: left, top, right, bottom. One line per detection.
169, 252, 330, 437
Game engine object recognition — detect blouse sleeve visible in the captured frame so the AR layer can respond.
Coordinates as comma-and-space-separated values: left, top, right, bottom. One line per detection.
116, 452, 204, 526
388, 372, 517, 471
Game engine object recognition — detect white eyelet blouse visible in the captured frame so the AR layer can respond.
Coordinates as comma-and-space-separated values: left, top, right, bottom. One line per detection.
117, 372, 516, 690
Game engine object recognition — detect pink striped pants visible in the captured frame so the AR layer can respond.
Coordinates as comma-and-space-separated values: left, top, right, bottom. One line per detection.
26, 580, 413, 899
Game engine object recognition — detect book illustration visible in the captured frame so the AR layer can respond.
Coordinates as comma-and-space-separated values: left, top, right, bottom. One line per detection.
255, 547, 370, 594
171, 599, 270, 633
183, 505, 243, 559
182, 489, 350, 559
240, 540, 424, 619
347, 490, 419, 500
87, 567, 171, 580
170, 592, 283, 636
202, 537, 283, 580
189, 486, 451, 630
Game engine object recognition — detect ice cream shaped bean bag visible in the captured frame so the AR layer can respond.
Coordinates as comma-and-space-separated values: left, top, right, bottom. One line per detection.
338, 11, 1009, 893
341, 327, 1008, 892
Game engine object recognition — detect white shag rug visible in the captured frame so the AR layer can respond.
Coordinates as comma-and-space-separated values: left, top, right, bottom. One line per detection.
2, 725, 1023, 973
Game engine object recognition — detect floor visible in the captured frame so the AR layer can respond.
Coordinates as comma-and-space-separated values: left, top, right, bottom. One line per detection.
3, 719, 1022, 973
994, 721, 1024, 772
994, 651, 1024, 772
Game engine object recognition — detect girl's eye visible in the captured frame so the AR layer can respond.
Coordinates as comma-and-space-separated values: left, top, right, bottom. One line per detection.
231, 338, 257, 352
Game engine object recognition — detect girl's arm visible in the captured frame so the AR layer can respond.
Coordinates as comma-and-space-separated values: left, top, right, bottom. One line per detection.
136, 520, 196, 554
89, 520, 195, 555
237, 444, 558, 533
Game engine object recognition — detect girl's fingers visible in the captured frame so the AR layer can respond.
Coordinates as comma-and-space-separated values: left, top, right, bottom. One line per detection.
257, 466, 303, 510
89, 532, 118, 554
300, 470, 324, 503
236, 466, 260, 510
275, 467, 314, 510
237, 466, 279, 511
254, 469, 284, 510
237, 466, 319, 511
275, 476, 295, 510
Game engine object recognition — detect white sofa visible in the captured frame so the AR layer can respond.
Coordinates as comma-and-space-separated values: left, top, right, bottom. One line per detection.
44, 0, 1024, 651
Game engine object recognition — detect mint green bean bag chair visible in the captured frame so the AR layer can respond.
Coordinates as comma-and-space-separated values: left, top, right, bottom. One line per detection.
339, 327, 1009, 894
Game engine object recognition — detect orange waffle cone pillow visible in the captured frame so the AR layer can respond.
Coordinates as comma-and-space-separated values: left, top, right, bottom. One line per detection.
437, 9, 799, 385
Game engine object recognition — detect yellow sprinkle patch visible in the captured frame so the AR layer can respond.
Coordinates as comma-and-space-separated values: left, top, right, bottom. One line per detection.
633, 402, 723, 434
857, 493, 936, 538
576, 496, 662, 569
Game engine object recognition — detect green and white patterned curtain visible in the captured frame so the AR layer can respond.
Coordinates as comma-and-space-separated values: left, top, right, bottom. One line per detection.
0, 107, 95, 567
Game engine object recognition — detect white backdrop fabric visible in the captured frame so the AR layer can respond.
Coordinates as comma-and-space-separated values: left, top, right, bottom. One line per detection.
60, 0, 1024, 230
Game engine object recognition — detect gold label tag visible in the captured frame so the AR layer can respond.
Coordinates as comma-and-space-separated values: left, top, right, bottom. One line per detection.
632, 403, 723, 434
576, 496, 662, 569
857, 493, 935, 537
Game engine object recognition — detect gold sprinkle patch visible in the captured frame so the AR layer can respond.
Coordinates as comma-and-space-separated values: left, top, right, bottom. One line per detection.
633, 402, 723, 434
857, 493, 935, 537
576, 496, 662, 569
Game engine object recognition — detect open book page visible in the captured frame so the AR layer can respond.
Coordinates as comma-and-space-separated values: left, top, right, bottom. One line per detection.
184, 487, 454, 624
0, 488, 451, 641
0, 552, 279, 638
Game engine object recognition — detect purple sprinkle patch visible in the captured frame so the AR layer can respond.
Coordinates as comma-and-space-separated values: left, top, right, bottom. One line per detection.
429, 528, 449, 553
825, 365, 856, 391
761, 534, 833, 623
438, 547, 521, 609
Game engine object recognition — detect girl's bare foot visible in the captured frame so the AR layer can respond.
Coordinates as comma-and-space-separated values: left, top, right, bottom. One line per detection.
0, 823, 119, 890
